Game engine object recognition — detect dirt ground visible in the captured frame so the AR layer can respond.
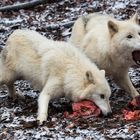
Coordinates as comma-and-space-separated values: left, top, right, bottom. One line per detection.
0, 0, 140, 139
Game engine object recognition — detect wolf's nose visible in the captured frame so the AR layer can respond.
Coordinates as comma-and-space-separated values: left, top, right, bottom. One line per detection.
106, 111, 112, 117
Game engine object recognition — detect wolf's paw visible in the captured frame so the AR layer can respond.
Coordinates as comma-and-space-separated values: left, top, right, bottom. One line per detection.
132, 91, 140, 98
8, 90, 25, 100
37, 114, 47, 125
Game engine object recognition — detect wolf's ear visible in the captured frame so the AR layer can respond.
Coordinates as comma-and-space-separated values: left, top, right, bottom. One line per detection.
108, 20, 118, 37
86, 71, 95, 84
100, 69, 105, 76
131, 13, 139, 25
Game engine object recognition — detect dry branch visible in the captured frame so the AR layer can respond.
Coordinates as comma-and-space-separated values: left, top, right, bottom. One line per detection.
46, 21, 74, 30
0, 0, 48, 12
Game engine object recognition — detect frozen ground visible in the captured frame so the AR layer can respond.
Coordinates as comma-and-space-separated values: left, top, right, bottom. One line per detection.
0, 0, 140, 139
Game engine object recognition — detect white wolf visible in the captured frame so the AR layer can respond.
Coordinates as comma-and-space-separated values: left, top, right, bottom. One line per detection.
69, 13, 140, 98
0, 29, 111, 124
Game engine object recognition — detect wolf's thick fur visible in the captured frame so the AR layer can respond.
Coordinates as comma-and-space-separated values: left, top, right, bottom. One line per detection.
0, 29, 111, 123
69, 13, 140, 98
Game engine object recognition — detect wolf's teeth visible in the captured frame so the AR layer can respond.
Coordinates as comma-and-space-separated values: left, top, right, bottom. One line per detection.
137, 60, 140, 65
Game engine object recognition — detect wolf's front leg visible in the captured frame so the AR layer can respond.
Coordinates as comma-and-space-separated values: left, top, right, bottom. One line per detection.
37, 78, 62, 124
37, 91, 50, 124
114, 71, 139, 98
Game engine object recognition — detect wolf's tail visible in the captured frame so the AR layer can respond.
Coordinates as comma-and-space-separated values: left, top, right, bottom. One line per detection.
69, 14, 95, 48
68, 16, 88, 47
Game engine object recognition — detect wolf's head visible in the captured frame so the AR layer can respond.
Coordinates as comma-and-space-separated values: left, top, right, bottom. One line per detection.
108, 13, 140, 67
79, 70, 112, 116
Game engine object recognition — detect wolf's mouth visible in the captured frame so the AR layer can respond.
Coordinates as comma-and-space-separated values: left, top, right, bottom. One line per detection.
132, 50, 140, 66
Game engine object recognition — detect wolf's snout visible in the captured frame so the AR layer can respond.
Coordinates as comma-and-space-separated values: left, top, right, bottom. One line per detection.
101, 103, 112, 116
106, 111, 112, 117
102, 111, 112, 118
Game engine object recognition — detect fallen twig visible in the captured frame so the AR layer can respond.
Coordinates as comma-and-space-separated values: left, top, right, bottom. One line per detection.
46, 21, 74, 30
0, 20, 74, 33
0, 0, 48, 12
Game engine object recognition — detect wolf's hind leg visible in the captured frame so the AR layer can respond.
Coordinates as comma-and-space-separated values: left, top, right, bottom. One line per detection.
7, 82, 25, 100
7, 82, 17, 98
0, 67, 17, 98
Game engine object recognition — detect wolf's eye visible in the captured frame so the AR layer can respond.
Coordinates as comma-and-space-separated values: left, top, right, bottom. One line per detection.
127, 35, 133, 39
100, 94, 105, 99
138, 32, 140, 36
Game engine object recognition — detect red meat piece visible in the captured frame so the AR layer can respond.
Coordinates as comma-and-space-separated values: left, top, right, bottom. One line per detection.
64, 100, 101, 118
123, 95, 140, 121
123, 110, 140, 121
